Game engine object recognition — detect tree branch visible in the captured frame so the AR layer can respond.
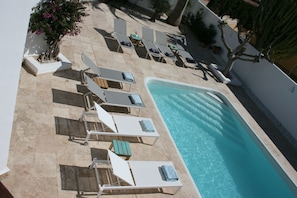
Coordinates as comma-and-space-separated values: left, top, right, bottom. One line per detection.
236, 54, 260, 62
218, 21, 233, 53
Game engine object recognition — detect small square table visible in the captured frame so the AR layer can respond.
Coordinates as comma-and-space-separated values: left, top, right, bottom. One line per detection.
109, 140, 132, 160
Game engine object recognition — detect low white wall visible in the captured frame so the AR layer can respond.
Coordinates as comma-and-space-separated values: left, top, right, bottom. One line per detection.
192, 1, 297, 141
23, 32, 47, 57
0, 0, 39, 178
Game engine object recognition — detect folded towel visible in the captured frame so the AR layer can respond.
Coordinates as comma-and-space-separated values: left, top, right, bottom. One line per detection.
165, 52, 174, 57
168, 43, 177, 50
186, 57, 195, 63
139, 120, 155, 132
121, 41, 132, 47
129, 94, 142, 105
149, 48, 160, 54
122, 72, 134, 82
161, 165, 179, 181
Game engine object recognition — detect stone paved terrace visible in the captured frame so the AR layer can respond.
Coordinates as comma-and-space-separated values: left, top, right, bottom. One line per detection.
3, 2, 297, 198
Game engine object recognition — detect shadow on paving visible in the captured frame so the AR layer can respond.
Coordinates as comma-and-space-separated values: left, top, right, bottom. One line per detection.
54, 116, 143, 145
54, 69, 81, 81
60, 163, 162, 197
52, 89, 85, 108
60, 164, 98, 197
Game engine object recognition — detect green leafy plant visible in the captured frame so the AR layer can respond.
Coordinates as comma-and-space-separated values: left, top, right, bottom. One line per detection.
28, 0, 88, 62
149, 0, 171, 22
188, 9, 216, 46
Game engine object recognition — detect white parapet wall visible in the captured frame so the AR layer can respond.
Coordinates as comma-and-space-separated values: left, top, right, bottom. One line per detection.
0, 0, 39, 179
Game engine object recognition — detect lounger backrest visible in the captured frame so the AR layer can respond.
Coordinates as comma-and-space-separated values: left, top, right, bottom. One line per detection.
114, 18, 127, 35
155, 30, 168, 45
108, 150, 135, 186
81, 53, 101, 75
85, 75, 106, 102
142, 27, 154, 42
94, 103, 117, 133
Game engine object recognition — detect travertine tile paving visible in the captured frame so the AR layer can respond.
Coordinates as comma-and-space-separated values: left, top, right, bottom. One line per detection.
3, 2, 297, 198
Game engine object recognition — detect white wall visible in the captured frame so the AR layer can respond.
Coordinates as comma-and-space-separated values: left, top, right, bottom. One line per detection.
191, 1, 297, 141
0, 0, 39, 178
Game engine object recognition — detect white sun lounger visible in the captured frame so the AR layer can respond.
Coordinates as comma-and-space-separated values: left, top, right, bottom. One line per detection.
112, 18, 134, 54
80, 53, 135, 91
80, 103, 159, 145
141, 27, 163, 61
83, 74, 144, 114
90, 150, 182, 197
155, 31, 177, 64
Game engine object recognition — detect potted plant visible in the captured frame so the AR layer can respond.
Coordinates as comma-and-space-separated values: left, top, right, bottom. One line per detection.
25, 0, 88, 75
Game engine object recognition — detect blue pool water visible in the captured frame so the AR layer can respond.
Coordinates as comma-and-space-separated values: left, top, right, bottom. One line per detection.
146, 79, 296, 198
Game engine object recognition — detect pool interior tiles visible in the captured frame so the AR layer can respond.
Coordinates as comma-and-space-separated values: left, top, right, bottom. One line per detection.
146, 79, 297, 197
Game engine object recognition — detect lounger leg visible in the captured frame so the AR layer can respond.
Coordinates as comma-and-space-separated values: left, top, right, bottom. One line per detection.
83, 132, 91, 145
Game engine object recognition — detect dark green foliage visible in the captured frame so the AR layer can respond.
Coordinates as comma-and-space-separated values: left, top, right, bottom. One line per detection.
253, 0, 297, 61
149, 0, 171, 14
188, 10, 216, 45
149, 0, 171, 22
207, 0, 257, 30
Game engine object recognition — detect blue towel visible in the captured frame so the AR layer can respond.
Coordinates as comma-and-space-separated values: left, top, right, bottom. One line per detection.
161, 165, 179, 181
121, 41, 132, 47
122, 72, 134, 82
139, 120, 155, 132
186, 57, 195, 63
129, 94, 142, 105
149, 48, 160, 54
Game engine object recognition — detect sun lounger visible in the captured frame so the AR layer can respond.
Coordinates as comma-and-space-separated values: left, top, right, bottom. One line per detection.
83, 74, 144, 115
176, 49, 198, 69
155, 31, 177, 64
112, 18, 134, 54
80, 53, 135, 91
80, 103, 159, 145
90, 150, 182, 197
141, 27, 163, 61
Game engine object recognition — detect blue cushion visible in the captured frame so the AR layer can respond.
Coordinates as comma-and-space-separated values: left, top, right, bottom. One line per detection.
186, 57, 195, 63
165, 52, 174, 57
121, 41, 132, 47
129, 94, 142, 105
139, 120, 155, 132
161, 165, 179, 181
149, 48, 160, 54
122, 72, 134, 82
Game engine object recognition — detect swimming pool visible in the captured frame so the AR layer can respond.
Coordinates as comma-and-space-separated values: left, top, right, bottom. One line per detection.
146, 78, 296, 198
